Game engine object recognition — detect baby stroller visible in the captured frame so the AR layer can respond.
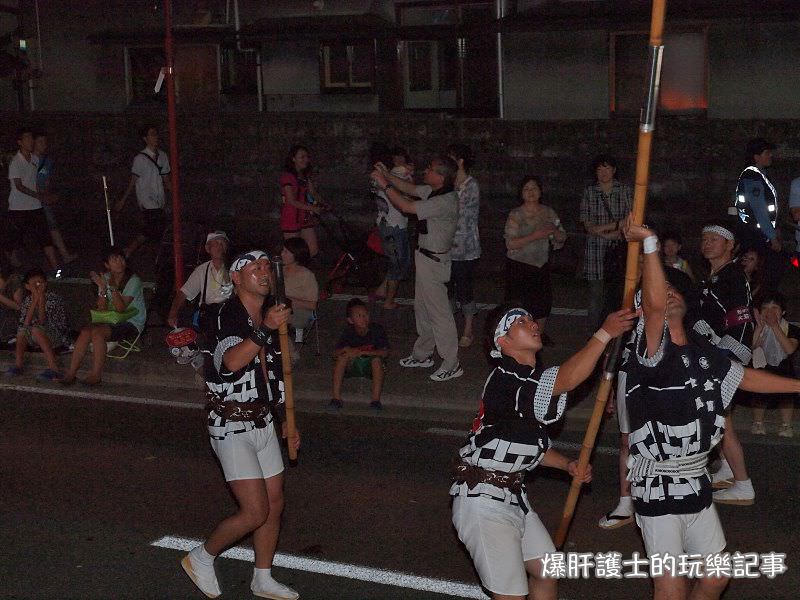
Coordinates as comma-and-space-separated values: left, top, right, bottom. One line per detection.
318, 209, 386, 298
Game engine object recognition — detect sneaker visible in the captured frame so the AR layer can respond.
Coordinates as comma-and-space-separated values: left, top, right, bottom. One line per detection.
598, 497, 634, 530
778, 423, 794, 438
251, 575, 299, 600
328, 398, 343, 411
5, 366, 22, 377
750, 420, 766, 435
369, 400, 383, 412
399, 355, 434, 368
181, 552, 221, 599
713, 479, 755, 506
430, 363, 464, 382
711, 461, 734, 490
37, 369, 64, 382
458, 335, 473, 348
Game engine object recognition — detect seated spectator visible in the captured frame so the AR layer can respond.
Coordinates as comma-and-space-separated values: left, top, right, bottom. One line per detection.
6, 268, 69, 380
166, 231, 231, 333
282, 237, 319, 339
60, 246, 146, 386
329, 298, 389, 412
0, 266, 22, 312
739, 247, 764, 299
660, 230, 694, 281
750, 291, 798, 438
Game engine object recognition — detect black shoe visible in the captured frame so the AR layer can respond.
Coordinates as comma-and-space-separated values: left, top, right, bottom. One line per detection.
369, 400, 383, 412
328, 398, 343, 411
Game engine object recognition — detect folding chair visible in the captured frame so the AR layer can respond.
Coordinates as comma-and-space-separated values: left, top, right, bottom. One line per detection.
106, 330, 142, 359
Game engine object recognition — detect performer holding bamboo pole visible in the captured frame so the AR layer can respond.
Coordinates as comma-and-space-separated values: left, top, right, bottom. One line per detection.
554, 0, 668, 548
271, 255, 299, 462
181, 250, 300, 600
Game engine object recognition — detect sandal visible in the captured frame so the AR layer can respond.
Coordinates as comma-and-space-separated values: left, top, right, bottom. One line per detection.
598, 512, 634, 530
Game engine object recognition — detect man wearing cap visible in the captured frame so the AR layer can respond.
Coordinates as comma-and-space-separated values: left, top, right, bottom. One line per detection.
371, 157, 462, 382
181, 251, 300, 600
732, 138, 785, 290
167, 231, 232, 333
450, 304, 635, 599
618, 218, 800, 600
693, 221, 755, 506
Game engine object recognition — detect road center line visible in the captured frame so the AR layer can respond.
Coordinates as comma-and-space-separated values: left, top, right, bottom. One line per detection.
426, 428, 620, 456
151, 535, 488, 599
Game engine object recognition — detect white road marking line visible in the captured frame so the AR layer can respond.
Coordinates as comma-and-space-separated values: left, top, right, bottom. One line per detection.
0, 382, 202, 410
426, 428, 620, 455
328, 294, 588, 316
151, 535, 488, 599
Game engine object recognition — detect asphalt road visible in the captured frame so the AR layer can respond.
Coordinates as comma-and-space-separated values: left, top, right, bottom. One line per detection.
1, 390, 797, 600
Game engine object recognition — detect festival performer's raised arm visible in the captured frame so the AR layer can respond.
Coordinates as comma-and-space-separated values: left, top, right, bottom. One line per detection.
551, 308, 637, 396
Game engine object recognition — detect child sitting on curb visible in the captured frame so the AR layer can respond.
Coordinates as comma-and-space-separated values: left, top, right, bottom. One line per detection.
7, 268, 69, 380
329, 298, 389, 411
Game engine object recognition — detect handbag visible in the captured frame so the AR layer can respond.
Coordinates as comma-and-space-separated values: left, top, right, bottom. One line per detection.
91, 306, 138, 324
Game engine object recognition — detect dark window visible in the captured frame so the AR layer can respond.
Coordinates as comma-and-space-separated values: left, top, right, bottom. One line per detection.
320, 41, 374, 91
612, 30, 708, 115
127, 46, 166, 105
221, 46, 258, 95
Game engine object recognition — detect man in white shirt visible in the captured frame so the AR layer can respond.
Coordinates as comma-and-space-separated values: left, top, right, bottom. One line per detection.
115, 124, 171, 259
167, 231, 231, 332
789, 176, 800, 262
7, 127, 59, 270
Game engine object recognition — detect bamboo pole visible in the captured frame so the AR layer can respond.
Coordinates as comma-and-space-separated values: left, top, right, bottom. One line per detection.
272, 257, 299, 461
554, 0, 667, 549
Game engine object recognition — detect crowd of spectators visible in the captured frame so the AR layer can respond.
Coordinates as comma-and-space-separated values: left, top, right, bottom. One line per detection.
1, 130, 798, 436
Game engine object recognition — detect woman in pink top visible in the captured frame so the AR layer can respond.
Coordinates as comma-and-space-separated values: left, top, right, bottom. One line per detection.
280, 145, 324, 257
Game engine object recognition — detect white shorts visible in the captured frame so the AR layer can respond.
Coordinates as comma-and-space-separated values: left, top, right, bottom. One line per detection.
210, 423, 284, 481
452, 495, 555, 596
636, 505, 726, 559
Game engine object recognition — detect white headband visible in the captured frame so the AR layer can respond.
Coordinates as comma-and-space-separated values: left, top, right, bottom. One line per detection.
230, 250, 269, 273
702, 225, 734, 241
490, 308, 532, 358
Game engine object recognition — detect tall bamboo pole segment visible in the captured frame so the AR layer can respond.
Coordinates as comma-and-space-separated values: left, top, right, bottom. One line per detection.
554, 0, 667, 549
271, 257, 299, 462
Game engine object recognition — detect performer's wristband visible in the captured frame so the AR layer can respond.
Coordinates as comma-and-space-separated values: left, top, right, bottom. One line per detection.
643, 235, 658, 254
593, 328, 612, 345
248, 324, 274, 347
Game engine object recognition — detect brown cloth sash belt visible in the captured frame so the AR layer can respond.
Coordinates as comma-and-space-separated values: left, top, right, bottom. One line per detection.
453, 463, 526, 494
206, 396, 269, 422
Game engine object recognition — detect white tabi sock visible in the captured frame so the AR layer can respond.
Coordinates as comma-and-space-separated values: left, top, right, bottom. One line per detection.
252, 567, 299, 599
715, 457, 733, 480
614, 496, 634, 516
191, 544, 216, 566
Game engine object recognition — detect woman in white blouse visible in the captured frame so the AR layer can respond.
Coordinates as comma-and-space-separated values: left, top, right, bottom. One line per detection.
504, 176, 566, 341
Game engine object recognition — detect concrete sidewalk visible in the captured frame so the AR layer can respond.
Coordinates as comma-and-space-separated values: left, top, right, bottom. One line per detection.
2, 286, 798, 451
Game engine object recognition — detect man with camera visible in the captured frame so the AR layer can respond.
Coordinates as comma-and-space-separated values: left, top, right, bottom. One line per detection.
371, 157, 462, 381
